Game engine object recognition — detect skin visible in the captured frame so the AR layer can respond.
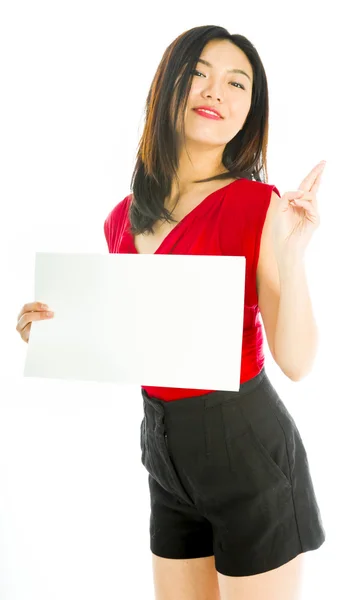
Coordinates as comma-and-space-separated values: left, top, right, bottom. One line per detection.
16, 302, 54, 343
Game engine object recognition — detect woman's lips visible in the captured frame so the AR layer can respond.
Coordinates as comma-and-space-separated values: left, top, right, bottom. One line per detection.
193, 109, 222, 120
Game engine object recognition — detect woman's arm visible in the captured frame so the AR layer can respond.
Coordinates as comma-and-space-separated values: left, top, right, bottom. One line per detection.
257, 191, 318, 381
274, 258, 318, 381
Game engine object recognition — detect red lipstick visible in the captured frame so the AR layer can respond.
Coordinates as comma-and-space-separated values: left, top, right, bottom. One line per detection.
193, 107, 222, 120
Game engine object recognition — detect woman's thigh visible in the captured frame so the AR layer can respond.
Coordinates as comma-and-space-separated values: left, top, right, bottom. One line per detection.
152, 553, 221, 600
217, 553, 305, 600
151, 552, 304, 600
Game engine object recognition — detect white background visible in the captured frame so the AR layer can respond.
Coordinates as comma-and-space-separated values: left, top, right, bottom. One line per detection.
0, 1, 358, 598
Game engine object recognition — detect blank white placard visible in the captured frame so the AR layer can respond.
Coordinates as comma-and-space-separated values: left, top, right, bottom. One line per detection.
24, 252, 246, 391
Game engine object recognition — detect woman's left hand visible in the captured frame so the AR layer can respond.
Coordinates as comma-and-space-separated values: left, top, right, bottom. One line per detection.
272, 160, 326, 263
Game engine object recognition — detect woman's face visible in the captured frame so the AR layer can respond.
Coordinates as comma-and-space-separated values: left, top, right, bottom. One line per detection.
175, 39, 254, 149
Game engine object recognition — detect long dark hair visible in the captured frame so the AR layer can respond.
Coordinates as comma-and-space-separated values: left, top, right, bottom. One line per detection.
128, 25, 270, 236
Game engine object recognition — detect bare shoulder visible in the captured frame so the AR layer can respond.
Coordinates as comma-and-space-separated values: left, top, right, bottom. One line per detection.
256, 190, 281, 361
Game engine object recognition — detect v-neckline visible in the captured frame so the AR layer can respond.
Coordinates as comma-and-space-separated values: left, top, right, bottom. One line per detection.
129, 178, 241, 255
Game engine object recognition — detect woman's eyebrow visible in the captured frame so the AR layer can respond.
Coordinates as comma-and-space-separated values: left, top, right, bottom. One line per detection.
197, 57, 252, 82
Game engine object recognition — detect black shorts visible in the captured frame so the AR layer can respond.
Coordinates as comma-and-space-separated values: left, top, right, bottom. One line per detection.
140, 367, 326, 577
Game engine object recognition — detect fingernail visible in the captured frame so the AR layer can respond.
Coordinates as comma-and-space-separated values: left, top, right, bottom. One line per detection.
40, 303, 48, 309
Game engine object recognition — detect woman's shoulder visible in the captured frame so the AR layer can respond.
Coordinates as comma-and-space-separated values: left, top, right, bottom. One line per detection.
104, 193, 132, 252
239, 178, 280, 195
226, 178, 281, 212
105, 193, 132, 222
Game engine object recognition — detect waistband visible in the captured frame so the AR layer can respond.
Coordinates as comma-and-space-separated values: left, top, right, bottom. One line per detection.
141, 367, 267, 417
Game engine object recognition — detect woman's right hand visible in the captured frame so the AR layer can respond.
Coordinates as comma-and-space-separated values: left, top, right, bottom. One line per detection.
16, 302, 54, 344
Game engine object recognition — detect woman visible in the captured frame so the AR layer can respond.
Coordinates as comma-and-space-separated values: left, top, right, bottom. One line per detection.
16, 25, 326, 600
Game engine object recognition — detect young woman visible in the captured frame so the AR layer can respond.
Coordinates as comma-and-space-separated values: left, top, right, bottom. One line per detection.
16, 25, 326, 600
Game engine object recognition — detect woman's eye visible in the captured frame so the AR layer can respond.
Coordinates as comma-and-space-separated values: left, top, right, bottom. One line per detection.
231, 82, 245, 90
191, 69, 205, 78
191, 70, 245, 90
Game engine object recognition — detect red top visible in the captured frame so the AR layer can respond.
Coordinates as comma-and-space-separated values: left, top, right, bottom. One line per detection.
104, 178, 281, 401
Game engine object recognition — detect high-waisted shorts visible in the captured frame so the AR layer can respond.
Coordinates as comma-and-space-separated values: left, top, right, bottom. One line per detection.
140, 367, 326, 577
